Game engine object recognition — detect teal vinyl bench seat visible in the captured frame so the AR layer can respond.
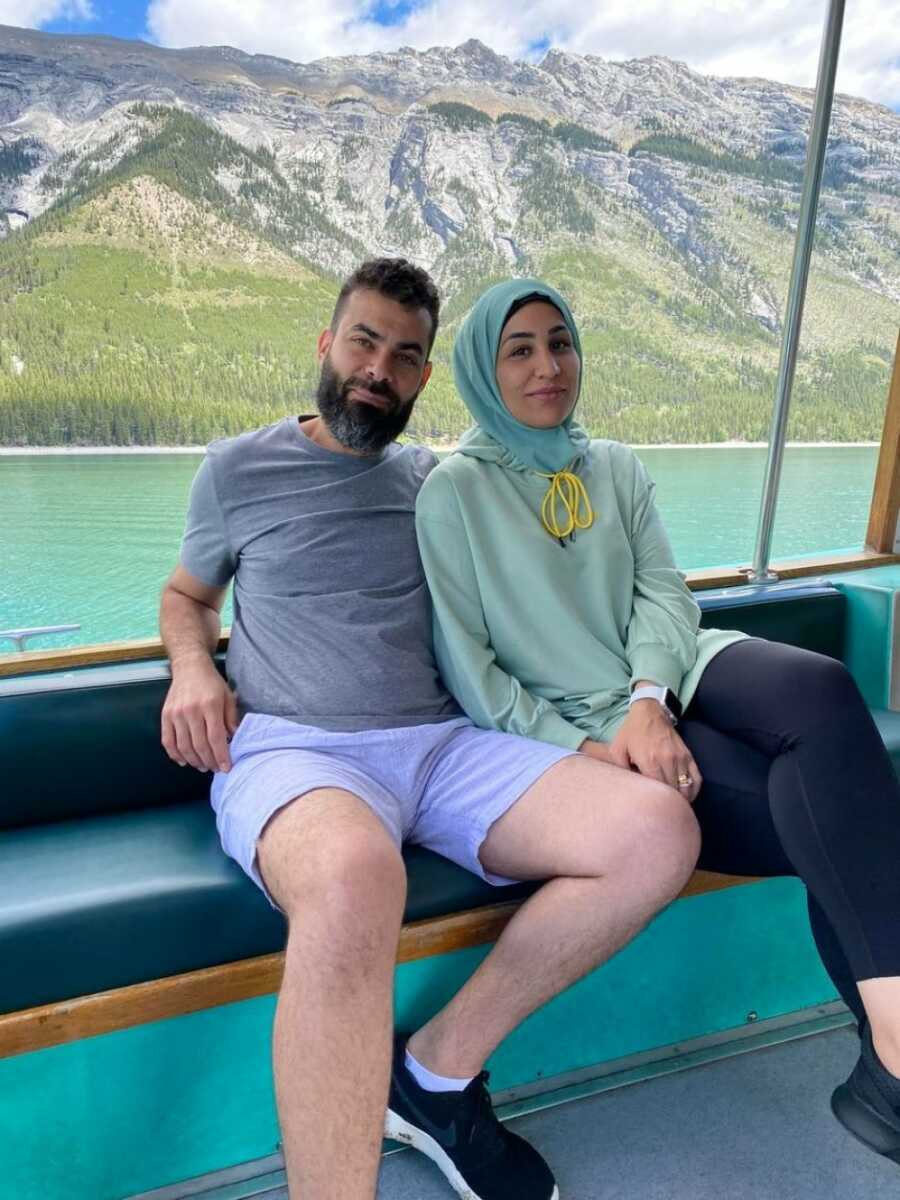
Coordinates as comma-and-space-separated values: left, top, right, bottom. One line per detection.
0, 810, 536, 1015
2, 580, 898, 1023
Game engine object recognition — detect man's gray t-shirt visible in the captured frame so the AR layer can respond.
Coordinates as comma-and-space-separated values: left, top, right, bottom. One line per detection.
179, 415, 461, 731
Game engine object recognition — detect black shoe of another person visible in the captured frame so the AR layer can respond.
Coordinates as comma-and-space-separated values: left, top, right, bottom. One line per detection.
832, 1021, 900, 1165
385, 1034, 559, 1200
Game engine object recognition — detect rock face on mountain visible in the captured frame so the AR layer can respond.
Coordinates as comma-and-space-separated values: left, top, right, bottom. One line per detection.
0, 24, 897, 446
1, 23, 898, 307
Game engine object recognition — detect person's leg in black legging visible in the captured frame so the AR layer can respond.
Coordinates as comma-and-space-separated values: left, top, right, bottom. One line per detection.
678, 718, 864, 1021
685, 638, 900, 1076
807, 896, 864, 1026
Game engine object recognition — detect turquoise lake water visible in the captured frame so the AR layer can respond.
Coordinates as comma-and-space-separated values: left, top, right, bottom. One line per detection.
0, 445, 878, 651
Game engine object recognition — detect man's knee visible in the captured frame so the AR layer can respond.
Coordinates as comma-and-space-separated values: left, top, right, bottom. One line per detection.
259, 790, 407, 927
307, 829, 406, 915
276, 826, 407, 988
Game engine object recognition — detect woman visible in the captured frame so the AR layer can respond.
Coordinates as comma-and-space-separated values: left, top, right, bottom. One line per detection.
415, 277, 900, 1165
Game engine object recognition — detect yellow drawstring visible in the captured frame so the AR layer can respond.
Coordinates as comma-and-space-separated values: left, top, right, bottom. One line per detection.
536, 464, 595, 544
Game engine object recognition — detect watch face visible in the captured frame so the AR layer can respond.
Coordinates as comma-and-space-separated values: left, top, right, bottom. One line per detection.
664, 688, 683, 719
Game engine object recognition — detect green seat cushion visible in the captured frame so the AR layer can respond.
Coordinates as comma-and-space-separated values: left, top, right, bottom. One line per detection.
0, 802, 535, 1015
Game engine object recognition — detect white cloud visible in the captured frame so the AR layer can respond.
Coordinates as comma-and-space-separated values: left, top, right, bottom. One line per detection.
146, 0, 900, 108
0, 0, 93, 24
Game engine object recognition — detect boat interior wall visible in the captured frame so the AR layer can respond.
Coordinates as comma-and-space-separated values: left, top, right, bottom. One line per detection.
832, 565, 900, 712
3, 577, 900, 1199
0, 882, 838, 1200
2, 579, 900, 1031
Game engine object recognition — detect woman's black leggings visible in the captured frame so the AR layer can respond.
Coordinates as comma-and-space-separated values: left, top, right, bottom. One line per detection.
680, 638, 900, 1022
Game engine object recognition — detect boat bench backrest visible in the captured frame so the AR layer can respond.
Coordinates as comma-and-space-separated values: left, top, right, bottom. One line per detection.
2, 667, 208, 831
0, 583, 847, 832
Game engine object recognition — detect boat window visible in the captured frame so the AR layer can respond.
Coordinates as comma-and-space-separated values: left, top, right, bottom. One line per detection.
633, 444, 880, 571
1, 4, 897, 652
1, 453, 234, 652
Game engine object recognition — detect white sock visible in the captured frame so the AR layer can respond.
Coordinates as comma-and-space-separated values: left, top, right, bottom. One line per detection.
404, 1047, 473, 1093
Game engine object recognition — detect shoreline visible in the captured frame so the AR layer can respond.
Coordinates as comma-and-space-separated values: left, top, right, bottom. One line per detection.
0, 441, 881, 456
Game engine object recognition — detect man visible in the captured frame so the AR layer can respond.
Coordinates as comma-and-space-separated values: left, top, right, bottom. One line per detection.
160, 258, 700, 1200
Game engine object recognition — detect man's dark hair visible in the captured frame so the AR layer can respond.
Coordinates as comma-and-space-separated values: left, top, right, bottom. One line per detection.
331, 258, 441, 356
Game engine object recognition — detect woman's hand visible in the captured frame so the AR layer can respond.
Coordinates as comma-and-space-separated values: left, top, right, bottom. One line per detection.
607, 701, 702, 802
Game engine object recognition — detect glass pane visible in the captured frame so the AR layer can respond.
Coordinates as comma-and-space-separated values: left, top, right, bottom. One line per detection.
0, 453, 233, 651
636, 445, 879, 571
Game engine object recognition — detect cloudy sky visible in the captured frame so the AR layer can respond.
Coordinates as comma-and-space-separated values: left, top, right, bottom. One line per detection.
2, 0, 898, 108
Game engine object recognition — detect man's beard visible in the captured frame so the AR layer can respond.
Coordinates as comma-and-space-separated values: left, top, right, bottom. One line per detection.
315, 358, 417, 454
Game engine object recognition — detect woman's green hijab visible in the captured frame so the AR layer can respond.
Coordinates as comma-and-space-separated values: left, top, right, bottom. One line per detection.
451, 277, 589, 475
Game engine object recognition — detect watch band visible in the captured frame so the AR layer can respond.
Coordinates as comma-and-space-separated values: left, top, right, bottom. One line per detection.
629, 684, 681, 723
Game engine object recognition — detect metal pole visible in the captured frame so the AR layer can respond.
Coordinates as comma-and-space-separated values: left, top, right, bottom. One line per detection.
748, 0, 846, 582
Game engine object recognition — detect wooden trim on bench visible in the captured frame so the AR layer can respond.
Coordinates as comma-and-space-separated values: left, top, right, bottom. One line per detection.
0, 632, 231, 679
686, 549, 900, 591
0, 870, 753, 1060
866, 330, 900, 555
5, 549, 900, 680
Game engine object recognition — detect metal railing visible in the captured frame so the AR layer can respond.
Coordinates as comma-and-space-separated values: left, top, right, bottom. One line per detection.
748, 0, 846, 581
0, 625, 81, 653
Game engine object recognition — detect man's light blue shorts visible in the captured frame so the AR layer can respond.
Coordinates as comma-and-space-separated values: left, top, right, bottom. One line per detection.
210, 713, 575, 904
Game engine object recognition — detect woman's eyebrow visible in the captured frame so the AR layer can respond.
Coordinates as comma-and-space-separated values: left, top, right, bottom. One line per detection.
501, 324, 569, 346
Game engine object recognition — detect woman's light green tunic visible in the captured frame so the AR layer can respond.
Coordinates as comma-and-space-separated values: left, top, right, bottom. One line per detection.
416, 428, 745, 750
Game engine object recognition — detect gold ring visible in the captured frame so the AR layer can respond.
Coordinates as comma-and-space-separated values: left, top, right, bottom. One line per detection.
677, 774, 692, 788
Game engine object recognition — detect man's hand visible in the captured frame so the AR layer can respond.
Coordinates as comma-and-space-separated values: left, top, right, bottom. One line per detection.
607, 701, 702, 802
161, 653, 239, 773
579, 739, 617, 765
159, 566, 233, 773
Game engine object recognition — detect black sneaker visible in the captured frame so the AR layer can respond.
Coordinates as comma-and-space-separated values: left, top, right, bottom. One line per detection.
832, 1021, 900, 1164
384, 1033, 559, 1200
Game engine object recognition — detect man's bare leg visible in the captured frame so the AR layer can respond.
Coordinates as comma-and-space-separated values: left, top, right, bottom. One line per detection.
408, 755, 699, 1077
257, 789, 406, 1200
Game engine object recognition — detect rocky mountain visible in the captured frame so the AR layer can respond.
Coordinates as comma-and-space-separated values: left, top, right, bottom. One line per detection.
0, 24, 898, 445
